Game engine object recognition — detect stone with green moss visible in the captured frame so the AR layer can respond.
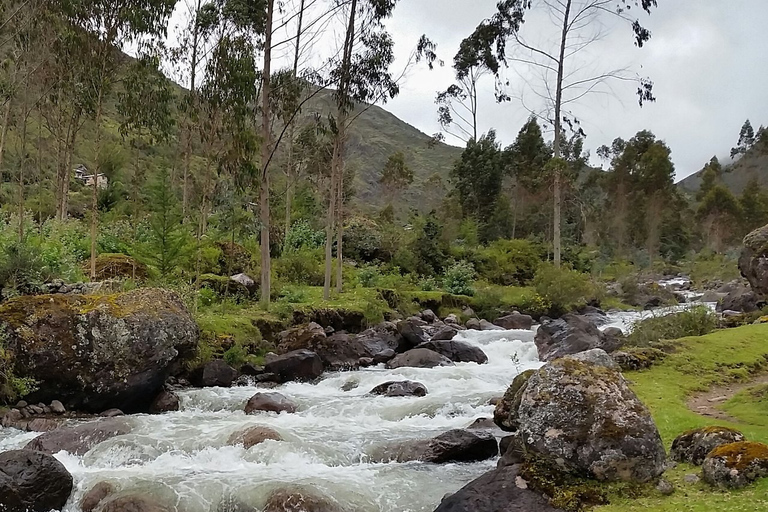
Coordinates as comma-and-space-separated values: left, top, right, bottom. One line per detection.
670, 426, 746, 465
702, 441, 768, 488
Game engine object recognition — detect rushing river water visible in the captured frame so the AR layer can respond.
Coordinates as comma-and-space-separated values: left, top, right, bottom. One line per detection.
0, 306, 682, 512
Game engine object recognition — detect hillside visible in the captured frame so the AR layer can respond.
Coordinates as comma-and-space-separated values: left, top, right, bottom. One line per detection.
678, 136, 768, 196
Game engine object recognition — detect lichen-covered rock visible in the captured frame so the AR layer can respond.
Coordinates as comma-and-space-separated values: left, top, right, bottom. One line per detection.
369, 380, 428, 397
228, 426, 282, 449
380, 429, 498, 464
0, 289, 198, 413
670, 426, 746, 465
276, 323, 327, 353
534, 314, 620, 362
434, 465, 567, 512
385, 348, 455, 369
263, 486, 343, 512
493, 370, 536, 432
702, 441, 768, 488
24, 417, 133, 455
611, 347, 666, 371
564, 348, 619, 370
740, 224, 768, 298
415, 339, 488, 364
0, 450, 73, 512
516, 359, 666, 482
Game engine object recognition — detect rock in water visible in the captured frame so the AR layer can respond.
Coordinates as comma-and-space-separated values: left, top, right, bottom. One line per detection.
534, 314, 621, 361
369, 380, 428, 397
702, 441, 768, 488
397, 318, 430, 348
244, 392, 297, 414
100, 496, 170, 512
386, 348, 455, 369
263, 487, 342, 512
516, 359, 666, 482
416, 340, 488, 364
199, 360, 239, 388
263, 349, 324, 383
228, 426, 282, 449
24, 417, 133, 456
0, 289, 198, 413
149, 390, 181, 413
276, 323, 327, 353
384, 429, 498, 464
494, 313, 534, 330
80, 482, 115, 512
0, 449, 74, 512
493, 370, 536, 432
670, 426, 746, 465
434, 465, 567, 512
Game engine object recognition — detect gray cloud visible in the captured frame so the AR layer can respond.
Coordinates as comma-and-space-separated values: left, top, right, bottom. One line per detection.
381, 1, 768, 180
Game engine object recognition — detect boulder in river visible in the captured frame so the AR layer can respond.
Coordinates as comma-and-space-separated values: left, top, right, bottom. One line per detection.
494, 313, 534, 330
0, 449, 74, 512
228, 426, 282, 448
100, 495, 170, 512
384, 429, 498, 464
244, 392, 297, 414
493, 370, 536, 432
430, 325, 458, 341
149, 390, 180, 413
415, 340, 488, 364
397, 317, 430, 348
263, 349, 324, 383
198, 360, 239, 388
276, 322, 327, 353
369, 380, 428, 397
24, 417, 133, 456
702, 441, 768, 488
0, 288, 198, 413
434, 464, 567, 512
385, 348, 455, 369
81, 482, 115, 512
515, 359, 666, 482
263, 486, 343, 512
534, 314, 621, 362
316, 324, 401, 369
670, 426, 746, 465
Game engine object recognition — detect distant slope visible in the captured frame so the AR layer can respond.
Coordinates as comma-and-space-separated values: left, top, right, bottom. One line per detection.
678, 137, 768, 196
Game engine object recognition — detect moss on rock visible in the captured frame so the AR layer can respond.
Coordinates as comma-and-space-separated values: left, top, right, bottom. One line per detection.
702, 441, 768, 488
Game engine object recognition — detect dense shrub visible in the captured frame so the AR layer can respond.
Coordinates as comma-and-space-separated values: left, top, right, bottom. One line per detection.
627, 306, 717, 347
533, 263, 598, 313
443, 261, 476, 296
475, 239, 542, 285
343, 217, 384, 262
284, 219, 325, 252
274, 248, 324, 285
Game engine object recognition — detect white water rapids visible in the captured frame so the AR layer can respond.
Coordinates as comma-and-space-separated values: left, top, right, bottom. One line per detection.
0, 306, 677, 511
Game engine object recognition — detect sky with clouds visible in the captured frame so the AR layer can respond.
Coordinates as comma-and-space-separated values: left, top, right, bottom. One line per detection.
375, 1, 768, 181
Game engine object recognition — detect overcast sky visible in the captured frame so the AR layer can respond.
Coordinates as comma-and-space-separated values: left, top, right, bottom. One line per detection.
374, 1, 768, 181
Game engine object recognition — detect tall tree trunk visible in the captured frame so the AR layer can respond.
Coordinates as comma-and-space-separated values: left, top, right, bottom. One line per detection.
0, 98, 13, 170
182, 0, 203, 221
90, 88, 104, 280
17, 102, 28, 242
323, 152, 338, 300
335, 149, 344, 293
284, 0, 306, 243
259, 0, 274, 307
552, 0, 572, 268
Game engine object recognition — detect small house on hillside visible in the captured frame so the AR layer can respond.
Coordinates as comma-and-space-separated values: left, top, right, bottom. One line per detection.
73, 165, 109, 190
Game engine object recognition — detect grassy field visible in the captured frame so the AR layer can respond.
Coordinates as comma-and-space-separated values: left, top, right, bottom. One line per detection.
597, 324, 768, 511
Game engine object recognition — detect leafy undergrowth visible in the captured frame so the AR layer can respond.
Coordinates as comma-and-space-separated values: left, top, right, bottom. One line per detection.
595, 323, 768, 511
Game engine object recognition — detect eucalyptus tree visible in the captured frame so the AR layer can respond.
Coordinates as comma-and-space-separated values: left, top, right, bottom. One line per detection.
459, 0, 659, 266
59, 0, 177, 279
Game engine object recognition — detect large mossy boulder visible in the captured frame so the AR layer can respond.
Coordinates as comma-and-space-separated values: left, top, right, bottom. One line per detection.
515, 359, 666, 483
740, 224, 768, 298
0, 449, 73, 512
0, 288, 198, 413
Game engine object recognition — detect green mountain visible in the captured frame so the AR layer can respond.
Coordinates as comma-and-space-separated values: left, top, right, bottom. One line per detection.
678, 137, 768, 196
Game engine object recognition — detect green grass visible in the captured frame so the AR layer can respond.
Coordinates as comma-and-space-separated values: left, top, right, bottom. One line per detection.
594, 324, 768, 511
721, 384, 768, 428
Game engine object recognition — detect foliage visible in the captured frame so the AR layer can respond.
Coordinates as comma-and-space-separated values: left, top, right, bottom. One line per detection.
533, 263, 597, 313
343, 217, 384, 263
274, 248, 324, 286
283, 219, 325, 253
442, 260, 476, 296
475, 238, 542, 286
626, 306, 718, 347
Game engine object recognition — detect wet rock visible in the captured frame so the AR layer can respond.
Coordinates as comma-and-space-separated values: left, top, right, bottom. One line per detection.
385, 348, 455, 369
465, 318, 482, 330
494, 313, 534, 330
244, 392, 297, 414
398, 318, 430, 348
497, 434, 526, 469
263, 486, 342, 512
387, 429, 498, 463
369, 380, 428, 397
24, 417, 132, 456
479, 320, 504, 331
101, 496, 170, 512
276, 322, 327, 354
564, 348, 619, 370
263, 349, 324, 383
50, 400, 66, 414
656, 479, 675, 496
670, 426, 745, 465
467, 417, 497, 430
576, 306, 609, 326
149, 390, 180, 413
1, 409, 23, 428
434, 465, 567, 512
493, 369, 536, 432
240, 363, 264, 376
373, 348, 396, 364
430, 325, 458, 341
534, 314, 621, 362
24, 418, 62, 432
81, 482, 115, 512
341, 379, 359, 392
717, 286, 762, 313
197, 360, 239, 388
0, 449, 73, 512
416, 339, 488, 364
421, 309, 437, 323
702, 441, 768, 488
228, 426, 282, 449
515, 359, 666, 482
315, 324, 401, 370
0, 288, 198, 413
100, 408, 125, 417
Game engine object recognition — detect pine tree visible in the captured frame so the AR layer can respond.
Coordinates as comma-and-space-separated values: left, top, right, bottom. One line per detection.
731, 120, 756, 158
696, 156, 723, 201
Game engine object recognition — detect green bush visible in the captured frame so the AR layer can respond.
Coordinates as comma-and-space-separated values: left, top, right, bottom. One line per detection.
343, 217, 384, 263
443, 261, 476, 296
627, 306, 717, 347
475, 238, 542, 285
284, 219, 325, 252
533, 263, 598, 313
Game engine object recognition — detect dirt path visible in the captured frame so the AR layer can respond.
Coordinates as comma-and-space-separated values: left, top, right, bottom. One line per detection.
687, 374, 768, 422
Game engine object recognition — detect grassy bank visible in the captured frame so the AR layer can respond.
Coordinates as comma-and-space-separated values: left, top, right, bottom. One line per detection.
597, 324, 768, 511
